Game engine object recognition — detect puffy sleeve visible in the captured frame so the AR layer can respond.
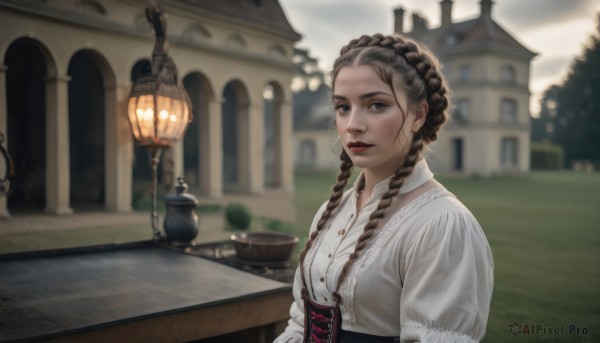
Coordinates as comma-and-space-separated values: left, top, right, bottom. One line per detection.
274, 201, 329, 343
399, 208, 494, 343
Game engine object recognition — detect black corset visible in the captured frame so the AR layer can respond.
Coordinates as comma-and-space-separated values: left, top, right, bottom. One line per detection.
303, 298, 342, 343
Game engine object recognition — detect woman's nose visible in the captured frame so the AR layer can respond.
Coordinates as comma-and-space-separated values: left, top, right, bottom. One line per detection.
346, 110, 366, 134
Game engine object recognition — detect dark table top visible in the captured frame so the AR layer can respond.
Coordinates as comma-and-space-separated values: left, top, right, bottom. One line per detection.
0, 241, 291, 342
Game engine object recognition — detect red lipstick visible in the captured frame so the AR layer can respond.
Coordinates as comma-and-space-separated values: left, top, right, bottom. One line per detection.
347, 141, 373, 153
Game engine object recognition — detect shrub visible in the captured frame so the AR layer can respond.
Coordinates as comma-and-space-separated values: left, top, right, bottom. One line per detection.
224, 203, 252, 230
531, 142, 564, 170
264, 218, 287, 232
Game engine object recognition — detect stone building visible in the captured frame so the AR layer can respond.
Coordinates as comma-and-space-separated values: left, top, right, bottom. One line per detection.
398, 0, 536, 176
0, 0, 300, 219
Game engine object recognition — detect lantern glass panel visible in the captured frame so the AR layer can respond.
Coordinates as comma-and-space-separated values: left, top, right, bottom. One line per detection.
156, 95, 189, 140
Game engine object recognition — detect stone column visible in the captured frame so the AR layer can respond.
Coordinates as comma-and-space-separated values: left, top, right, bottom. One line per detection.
0, 65, 9, 218
45, 74, 73, 214
271, 100, 283, 188
172, 140, 184, 187
246, 101, 264, 194
162, 147, 177, 191
104, 82, 133, 211
279, 100, 294, 191
201, 98, 222, 197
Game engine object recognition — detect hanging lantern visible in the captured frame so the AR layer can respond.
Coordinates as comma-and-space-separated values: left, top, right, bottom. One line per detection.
127, 5, 192, 240
127, 5, 191, 150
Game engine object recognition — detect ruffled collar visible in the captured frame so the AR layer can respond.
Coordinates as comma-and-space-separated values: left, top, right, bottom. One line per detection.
352, 159, 434, 201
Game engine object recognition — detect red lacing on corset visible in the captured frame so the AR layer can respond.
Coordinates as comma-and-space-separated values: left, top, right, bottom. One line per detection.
304, 297, 341, 343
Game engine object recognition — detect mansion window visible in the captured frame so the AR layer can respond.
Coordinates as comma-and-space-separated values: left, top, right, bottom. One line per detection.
500, 98, 517, 123
458, 65, 472, 82
298, 139, 316, 167
500, 137, 519, 168
455, 98, 470, 122
500, 65, 516, 84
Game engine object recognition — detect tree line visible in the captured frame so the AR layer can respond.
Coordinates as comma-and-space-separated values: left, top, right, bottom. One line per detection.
532, 14, 600, 168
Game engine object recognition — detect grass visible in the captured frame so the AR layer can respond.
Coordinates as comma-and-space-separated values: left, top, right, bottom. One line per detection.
1, 170, 598, 342
438, 172, 600, 342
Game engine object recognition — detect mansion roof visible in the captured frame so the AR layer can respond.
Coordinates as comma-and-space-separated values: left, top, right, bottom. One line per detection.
175, 0, 301, 41
399, 0, 537, 59
411, 16, 536, 59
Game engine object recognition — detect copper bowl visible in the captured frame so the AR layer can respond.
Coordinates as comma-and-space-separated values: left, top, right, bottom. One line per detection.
230, 232, 299, 263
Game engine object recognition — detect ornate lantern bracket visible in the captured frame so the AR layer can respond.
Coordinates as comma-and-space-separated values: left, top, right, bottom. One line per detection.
0, 133, 15, 195
128, 5, 192, 240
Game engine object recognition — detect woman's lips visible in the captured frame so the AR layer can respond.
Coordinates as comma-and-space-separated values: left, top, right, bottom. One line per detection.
348, 141, 373, 153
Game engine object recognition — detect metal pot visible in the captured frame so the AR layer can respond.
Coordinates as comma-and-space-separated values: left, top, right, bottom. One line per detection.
163, 176, 199, 245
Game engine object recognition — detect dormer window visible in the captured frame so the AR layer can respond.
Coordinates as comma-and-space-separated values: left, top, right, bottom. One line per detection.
226, 34, 247, 48
76, 0, 105, 15
268, 45, 287, 58
184, 25, 212, 44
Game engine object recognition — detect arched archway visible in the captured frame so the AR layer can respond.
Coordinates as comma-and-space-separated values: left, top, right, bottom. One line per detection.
67, 49, 111, 209
4, 38, 54, 212
222, 80, 250, 192
263, 81, 285, 188
183, 72, 214, 195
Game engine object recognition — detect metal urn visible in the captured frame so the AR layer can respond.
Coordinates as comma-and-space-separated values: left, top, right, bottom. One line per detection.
163, 176, 199, 245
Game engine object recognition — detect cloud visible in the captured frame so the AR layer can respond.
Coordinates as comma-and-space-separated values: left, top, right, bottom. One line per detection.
531, 56, 573, 89
281, 0, 393, 69
495, 0, 600, 33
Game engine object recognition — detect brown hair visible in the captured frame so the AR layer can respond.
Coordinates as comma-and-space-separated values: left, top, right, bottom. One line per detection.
298, 33, 449, 304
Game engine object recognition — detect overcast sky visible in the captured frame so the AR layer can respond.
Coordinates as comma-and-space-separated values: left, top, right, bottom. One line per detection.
279, 0, 600, 116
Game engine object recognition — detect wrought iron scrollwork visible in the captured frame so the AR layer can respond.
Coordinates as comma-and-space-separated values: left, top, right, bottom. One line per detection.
0, 132, 15, 194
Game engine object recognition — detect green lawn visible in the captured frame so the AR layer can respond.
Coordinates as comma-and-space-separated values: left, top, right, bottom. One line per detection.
292, 170, 600, 343
441, 172, 600, 343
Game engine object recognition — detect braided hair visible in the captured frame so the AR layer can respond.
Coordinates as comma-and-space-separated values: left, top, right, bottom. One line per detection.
298, 33, 449, 304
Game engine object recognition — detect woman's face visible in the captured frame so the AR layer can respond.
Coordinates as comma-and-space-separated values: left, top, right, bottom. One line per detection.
334, 65, 425, 178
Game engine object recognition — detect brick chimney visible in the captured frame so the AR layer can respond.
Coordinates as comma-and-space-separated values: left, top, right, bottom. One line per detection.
480, 0, 493, 19
394, 6, 405, 33
411, 13, 428, 34
440, 0, 453, 28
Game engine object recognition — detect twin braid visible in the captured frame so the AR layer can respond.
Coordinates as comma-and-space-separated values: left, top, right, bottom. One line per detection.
298, 150, 353, 298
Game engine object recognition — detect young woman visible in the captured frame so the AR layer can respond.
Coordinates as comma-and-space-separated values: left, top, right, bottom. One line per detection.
274, 33, 494, 343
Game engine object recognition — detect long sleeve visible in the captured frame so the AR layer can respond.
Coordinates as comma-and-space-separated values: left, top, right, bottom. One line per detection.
399, 208, 494, 342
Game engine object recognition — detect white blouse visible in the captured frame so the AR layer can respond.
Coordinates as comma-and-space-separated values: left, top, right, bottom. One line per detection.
274, 160, 494, 343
